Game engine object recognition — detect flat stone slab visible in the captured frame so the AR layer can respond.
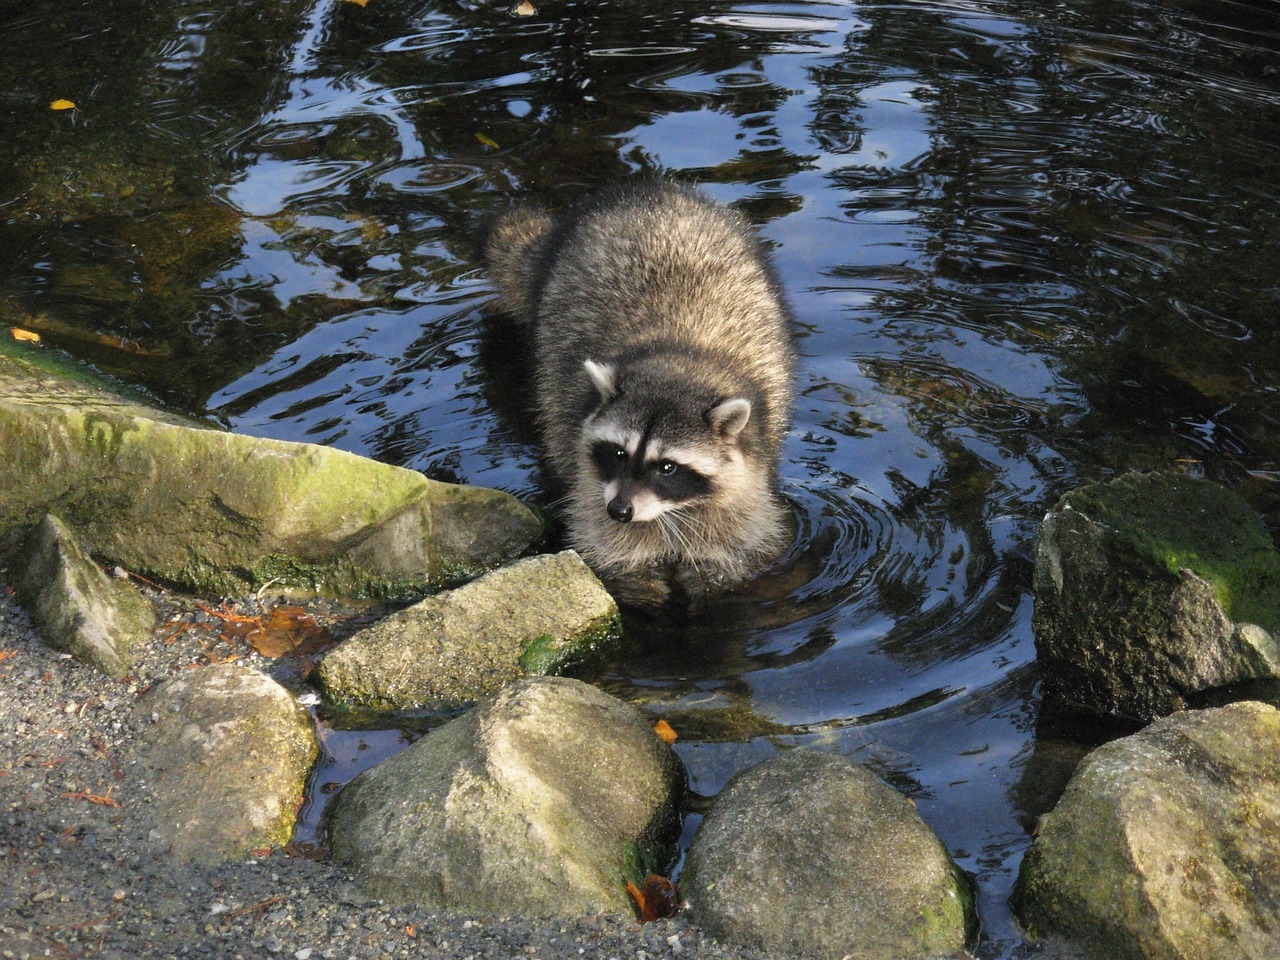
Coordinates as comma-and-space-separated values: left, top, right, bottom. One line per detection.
313, 550, 620, 711
135, 664, 318, 863
0, 351, 541, 599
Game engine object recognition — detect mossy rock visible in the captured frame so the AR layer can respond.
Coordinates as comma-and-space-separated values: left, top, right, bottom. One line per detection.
313, 551, 621, 711
1033, 472, 1280, 720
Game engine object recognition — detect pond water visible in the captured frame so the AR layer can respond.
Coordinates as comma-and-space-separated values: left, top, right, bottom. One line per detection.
4, 0, 1280, 955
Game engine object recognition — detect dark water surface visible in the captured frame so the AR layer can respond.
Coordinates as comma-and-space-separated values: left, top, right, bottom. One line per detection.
5, 0, 1280, 955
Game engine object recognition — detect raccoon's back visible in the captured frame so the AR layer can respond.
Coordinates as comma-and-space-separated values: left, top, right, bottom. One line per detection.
540, 187, 792, 432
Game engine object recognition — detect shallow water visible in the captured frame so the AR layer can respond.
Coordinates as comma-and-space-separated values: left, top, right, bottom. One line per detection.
4, 0, 1280, 955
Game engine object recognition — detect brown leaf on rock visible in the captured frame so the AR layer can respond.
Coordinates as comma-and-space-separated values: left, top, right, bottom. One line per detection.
626, 874, 680, 922
246, 607, 336, 659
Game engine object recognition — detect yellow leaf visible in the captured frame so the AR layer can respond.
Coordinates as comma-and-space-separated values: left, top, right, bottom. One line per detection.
514, 0, 537, 14
475, 131, 500, 149
50, 99, 76, 111
10, 327, 41, 343
343, 0, 369, 6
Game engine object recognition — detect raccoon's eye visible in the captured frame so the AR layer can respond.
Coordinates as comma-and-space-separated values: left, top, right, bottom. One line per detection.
657, 460, 678, 476
613, 447, 627, 461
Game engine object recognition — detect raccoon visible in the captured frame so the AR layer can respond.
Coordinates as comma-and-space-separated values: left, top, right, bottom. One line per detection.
484, 183, 794, 593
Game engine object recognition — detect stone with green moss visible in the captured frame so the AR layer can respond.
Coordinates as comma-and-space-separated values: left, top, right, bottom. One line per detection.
1033, 472, 1280, 721
0, 351, 541, 599
134, 664, 319, 863
327, 676, 684, 916
1013, 701, 1280, 960
682, 749, 974, 960
313, 550, 620, 711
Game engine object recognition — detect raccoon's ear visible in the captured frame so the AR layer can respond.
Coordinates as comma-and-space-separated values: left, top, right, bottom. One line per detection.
708, 398, 751, 439
583, 359, 617, 401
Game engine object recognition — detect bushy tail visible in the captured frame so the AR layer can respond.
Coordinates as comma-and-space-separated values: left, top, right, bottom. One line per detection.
483, 204, 554, 320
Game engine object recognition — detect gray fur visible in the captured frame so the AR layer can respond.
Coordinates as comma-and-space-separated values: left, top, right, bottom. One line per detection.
485, 183, 794, 586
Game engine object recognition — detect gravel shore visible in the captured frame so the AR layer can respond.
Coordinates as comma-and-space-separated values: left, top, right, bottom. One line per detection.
0, 569, 769, 960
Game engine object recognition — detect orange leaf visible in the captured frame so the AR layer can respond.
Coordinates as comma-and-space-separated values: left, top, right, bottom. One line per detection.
10, 327, 40, 343
513, 0, 537, 14
50, 99, 76, 111
653, 719, 677, 745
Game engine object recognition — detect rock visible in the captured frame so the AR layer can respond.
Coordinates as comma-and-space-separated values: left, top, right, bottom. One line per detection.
313, 551, 620, 711
135, 664, 318, 863
681, 749, 973, 960
0, 351, 542, 599
1033, 472, 1280, 720
16, 513, 154, 677
327, 676, 684, 916
1013, 701, 1280, 960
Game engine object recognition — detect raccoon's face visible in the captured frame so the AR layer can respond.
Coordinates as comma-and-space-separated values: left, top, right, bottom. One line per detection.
580, 359, 752, 525
586, 430, 716, 523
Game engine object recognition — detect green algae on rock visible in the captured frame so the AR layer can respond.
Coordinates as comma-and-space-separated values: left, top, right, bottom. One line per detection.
1033, 472, 1280, 720
0, 351, 542, 599
313, 551, 621, 712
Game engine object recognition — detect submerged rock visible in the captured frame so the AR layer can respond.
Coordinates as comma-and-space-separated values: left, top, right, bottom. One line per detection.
327, 676, 684, 916
682, 749, 973, 960
135, 664, 318, 863
1014, 701, 1280, 960
1033, 472, 1280, 720
312, 550, 620, 711
16, 513, 154, 677
0, 351, 541, 599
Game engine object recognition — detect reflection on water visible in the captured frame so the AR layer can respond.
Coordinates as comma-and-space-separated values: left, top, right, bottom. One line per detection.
4, 0, 1280, 955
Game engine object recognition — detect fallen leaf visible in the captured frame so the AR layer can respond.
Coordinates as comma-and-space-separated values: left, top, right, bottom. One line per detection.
475, 131, 500, 149
343, 0, 370, 6
246, 607, 337, 659
513, 0, 537, 14
626, 874, 680, 922
10, 327, 40, 343
653, 719, 677, 745
50, 99, 76, 111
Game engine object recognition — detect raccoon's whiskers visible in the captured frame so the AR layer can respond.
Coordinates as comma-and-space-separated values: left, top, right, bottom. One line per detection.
657, 508, 710, 579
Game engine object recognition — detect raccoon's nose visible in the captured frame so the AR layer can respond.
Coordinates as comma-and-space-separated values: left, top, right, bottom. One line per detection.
607, 499, 633, 523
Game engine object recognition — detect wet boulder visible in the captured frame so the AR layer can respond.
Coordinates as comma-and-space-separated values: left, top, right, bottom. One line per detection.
1014, 701, 1280, 960
1033, 472, 1280, 720
0, 351, 541, 599
312, 550, 620, 711
135, 664, 318, 863
327, 676, 684, 916
16, 513, 154, 678
681, 749, 973, 960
